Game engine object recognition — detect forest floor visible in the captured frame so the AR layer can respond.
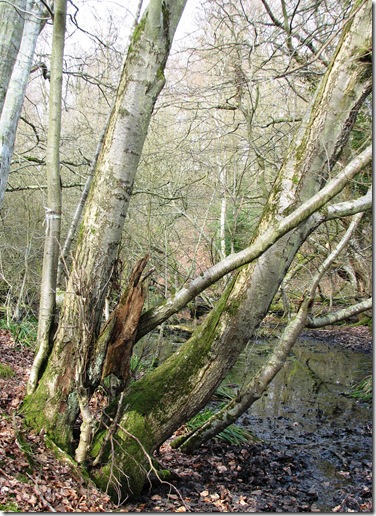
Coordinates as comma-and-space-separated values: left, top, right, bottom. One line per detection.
0, 325, 372, 513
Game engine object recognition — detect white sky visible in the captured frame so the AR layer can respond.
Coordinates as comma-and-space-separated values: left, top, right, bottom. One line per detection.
63, 0, 202, 55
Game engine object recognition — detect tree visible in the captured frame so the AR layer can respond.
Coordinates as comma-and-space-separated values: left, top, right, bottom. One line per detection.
21, 0, 371, 503
27, 0, 67, 394
0, 0, 47, 206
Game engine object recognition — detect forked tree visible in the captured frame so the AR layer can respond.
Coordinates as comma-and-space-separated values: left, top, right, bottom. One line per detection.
20, 0, 371, 502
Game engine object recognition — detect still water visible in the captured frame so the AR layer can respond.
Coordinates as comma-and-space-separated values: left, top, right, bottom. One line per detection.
151, 331, 372, 510
225, 336, 372, 510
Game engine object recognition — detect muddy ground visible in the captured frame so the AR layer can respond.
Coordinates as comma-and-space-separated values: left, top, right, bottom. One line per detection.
0, 326, 372, 512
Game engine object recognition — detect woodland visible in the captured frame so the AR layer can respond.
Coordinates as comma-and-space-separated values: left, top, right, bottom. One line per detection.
0, 0, 372, 512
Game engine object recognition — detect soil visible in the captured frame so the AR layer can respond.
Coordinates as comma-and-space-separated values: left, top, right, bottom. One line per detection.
0, 326, 372, 513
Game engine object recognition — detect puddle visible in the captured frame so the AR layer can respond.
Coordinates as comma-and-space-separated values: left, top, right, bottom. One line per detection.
225, 336, 372, 511
137, 331, 372, 510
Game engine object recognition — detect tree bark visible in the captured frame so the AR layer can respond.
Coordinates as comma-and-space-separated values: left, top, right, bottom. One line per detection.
27, 0, 67, 395
306, 297, 372, 328
0, 0, 26, 115
136, 146, 372, 339
0, 0, 45, 207
90, 0, 372, 499
22, 0, 188, 450
172, 213, 365, 453
22, 0, 371, 502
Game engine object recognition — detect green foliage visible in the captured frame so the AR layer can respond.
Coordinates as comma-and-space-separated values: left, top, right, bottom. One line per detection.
349, 375, 372, 402
0, 317, 37, 347
186, 406, 258, 445
0, 501, 19, 512
214, 385, 236, 400
0, 362, 15, 378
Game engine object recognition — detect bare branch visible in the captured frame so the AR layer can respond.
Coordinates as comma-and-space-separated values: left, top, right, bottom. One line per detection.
306, 297, 372, 328
137, 145, 372, 339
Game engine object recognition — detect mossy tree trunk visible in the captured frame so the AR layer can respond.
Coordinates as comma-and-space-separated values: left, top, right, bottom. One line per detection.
22, 0, 187, 449
90, 0, 371, 499
22, 0, 371, 503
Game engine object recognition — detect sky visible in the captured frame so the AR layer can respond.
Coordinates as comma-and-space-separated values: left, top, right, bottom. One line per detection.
63, 0, 202, 54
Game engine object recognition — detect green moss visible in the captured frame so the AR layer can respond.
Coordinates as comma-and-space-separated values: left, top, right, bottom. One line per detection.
155, 468, 172, 481
0, 501, 19, 512
127, 14, 147, 55
16, 473, 30, 483
91, 411, 154, 500
89, 429, 107, 458
156, 65, 165, 82
0, 362, 15, 378
125, 281, 234, 426
21, 385, 74, 453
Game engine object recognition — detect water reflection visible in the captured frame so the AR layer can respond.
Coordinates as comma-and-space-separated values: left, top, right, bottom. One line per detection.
225, 337, 371, 428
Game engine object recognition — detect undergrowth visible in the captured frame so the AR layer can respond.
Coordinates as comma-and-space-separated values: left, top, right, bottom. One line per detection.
349, 375, 372, 402
186, 405, 259, 445
0, 317, 37, 348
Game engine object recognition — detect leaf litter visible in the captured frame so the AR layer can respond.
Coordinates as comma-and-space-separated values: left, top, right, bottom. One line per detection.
0, 328, 372, 512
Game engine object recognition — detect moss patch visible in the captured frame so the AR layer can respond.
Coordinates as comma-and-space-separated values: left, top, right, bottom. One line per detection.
0, 362, 15, 378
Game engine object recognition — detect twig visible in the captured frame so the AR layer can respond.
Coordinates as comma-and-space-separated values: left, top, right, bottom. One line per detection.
92, 392, 127, 467
26, 473, 57, 512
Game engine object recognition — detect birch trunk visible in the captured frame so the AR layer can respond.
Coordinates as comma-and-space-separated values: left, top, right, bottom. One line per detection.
22, 0, 187, 450
27, 0, 67, 395
0, 0, 45, 207
0, 0, 26, 115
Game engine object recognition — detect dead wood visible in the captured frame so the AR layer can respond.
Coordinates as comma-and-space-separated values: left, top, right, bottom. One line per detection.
101, 254, 149, 388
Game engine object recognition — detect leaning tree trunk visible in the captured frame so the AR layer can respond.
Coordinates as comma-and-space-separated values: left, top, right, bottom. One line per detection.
171, 213, 367, 453
22, 0, 188, 450
0, 0, 26, 115
89, 0, 371, 499
0, 0, 45, 207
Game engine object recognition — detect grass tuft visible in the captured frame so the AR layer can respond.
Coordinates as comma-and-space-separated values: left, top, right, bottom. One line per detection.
186, 406, 259, 445
349, 375, 372, 402
0, 362, 15, 378
0, 317, 37, 348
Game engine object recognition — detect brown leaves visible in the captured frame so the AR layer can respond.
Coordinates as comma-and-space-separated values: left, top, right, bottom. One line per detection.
0, 331, 117, 513
0, 329, 373, 513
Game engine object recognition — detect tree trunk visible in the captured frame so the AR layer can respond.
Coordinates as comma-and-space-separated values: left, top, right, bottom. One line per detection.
0, 0, 26, 115
22, 0, 188, 449
171, 213, 366, 453
22, 0, 371, 502
0, 0, 45, 207
27, 0, 67, 395
90, 0, 371, 498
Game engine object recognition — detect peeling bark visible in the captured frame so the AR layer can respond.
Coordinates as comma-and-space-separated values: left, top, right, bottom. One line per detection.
100, 255, 149, 391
